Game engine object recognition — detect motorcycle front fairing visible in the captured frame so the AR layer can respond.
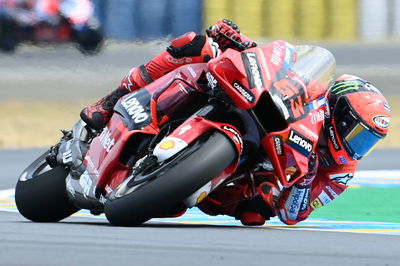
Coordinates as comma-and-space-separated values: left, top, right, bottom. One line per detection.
66, 63, 212, 208
208, 40, 336, 187
262, 43, 336, 187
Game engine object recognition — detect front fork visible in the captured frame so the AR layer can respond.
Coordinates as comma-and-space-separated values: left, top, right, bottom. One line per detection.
46, 119, 95, 176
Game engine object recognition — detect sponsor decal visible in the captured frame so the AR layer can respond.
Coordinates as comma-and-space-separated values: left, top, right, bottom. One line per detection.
286, 186, 308, 220
105, 185, 113, 194
329, 173, 353, 185
178, 83, 189, 95
298, 124, 319, 140
310, 198, 323, 209
166, 54, 192, 64
287, 130, 313, 156
271, 42, 284, 66
79, 171, 93, 196
372, 115, 390, 129
121, 95, 150, 124
300, 187, 311, 211
61, 140, 73, 164
98, 127, 115, 152
177, 125, 192, 136
272, 74, 309, 121
339, 156, 348, 164
365, 83, 381, 94
206, 71, 218, 89
232, 79, 255, 103
298, 175, 315, 187
222, 125, 243, 153
273, 136, 284, 156
310, 109, 325, 124
384, 102, 391, 114
318, 191, 332, 205
242, 52, 265, 89
332, 80, 381, 96
325, 186, 339, 198
122, 68, 135, 91
99, 195, 107, 204
187, 66, 197, 78
196, 192, 208, 204
283, 46, 293, 69
328, 125, 341, 151
159, 140, 175, 150
331, 80, 361, 95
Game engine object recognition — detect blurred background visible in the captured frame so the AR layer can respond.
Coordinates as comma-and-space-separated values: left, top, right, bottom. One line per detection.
97, 0, 400, 42
0, 0, 399, 148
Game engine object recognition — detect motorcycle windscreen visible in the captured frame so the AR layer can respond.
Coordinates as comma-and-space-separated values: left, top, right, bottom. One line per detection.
291, 45, 336, 89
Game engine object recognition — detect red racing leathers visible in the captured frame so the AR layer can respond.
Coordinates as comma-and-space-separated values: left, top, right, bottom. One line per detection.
275, 156, 358, 225
88, 27, 359, 226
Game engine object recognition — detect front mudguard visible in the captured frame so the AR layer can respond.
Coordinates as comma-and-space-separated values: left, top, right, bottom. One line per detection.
152, 115, 243, 207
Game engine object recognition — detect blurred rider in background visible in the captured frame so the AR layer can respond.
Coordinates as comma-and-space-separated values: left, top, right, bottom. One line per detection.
0, 0, 93, 27
79, 19, 391, 226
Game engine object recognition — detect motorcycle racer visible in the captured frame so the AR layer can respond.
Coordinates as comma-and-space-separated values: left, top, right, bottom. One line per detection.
79, 20, 391, 226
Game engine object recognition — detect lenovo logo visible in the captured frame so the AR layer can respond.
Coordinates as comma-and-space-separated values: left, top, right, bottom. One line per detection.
328, 125, 341, 151
287, 130, 313, 156
121, 96, 150, 124
242, 52, 265, 89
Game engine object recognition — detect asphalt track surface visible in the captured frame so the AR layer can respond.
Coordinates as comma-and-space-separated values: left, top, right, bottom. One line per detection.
1, 42, 400, 265
1, 149, 400, 266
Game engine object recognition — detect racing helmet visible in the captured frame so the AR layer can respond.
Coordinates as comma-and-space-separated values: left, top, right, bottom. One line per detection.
325, 74, 391, 164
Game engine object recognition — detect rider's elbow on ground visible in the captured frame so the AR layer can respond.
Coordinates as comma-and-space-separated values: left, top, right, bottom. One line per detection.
275, 166, 353, 225
275, 191, 312, 225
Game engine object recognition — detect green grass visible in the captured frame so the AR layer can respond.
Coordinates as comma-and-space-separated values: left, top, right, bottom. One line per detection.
309, 187, 400, 223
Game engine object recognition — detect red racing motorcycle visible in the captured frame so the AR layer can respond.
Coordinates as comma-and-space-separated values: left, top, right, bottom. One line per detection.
15, 39, 336, 226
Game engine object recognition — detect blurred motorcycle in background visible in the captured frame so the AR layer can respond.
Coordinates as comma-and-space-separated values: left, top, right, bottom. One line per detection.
0, 0, 103, 54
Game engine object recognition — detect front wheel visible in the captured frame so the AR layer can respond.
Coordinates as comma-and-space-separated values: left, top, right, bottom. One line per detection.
104, 131, 237, 226
15, 150, 80, 222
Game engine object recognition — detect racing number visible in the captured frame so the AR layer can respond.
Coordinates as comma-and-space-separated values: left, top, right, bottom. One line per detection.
273, 78, 308, 121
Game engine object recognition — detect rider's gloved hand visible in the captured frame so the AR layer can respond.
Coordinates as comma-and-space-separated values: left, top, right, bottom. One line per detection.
206, 19, 257, 50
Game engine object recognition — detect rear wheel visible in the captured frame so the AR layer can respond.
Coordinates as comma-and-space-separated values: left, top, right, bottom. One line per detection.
105, 131, 236, 226
15, 151, 79, 222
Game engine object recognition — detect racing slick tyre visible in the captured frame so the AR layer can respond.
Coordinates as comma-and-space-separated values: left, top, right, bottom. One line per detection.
15, 150, 80, 222
105, 131, 236, 226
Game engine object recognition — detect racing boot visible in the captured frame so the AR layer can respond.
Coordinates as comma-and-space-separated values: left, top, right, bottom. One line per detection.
238, 181, 279, 226
80, 87, 130, 131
